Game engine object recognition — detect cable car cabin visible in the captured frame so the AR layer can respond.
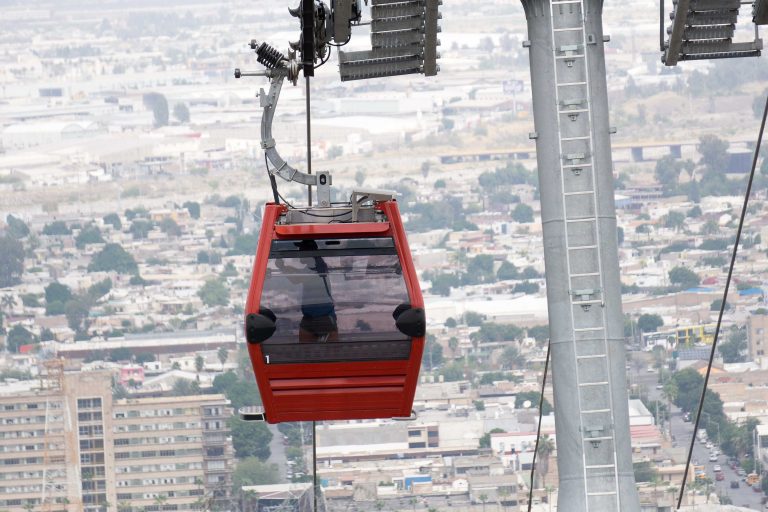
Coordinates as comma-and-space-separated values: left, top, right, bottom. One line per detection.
244, 200, 426, 423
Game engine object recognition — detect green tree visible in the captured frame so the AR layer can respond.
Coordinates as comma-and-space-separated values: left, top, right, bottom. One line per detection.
668, 266, 700, 290
195, 354, 205, 373
527, 325, 549, 344
171, 379, 194, 396
229, 234, 258, 256
654, 155, 682, 191
89, 244, 138, 274
512, 203, 534, 223
65, 297, 91, 333
87, 279, 112, 301
103, 213, 122, 229
633, 461, 658, 483
6, 214, 29, 239
478, 428, 506, 448
535, 435, 555, 488
183, 201, 200, 219
158, 217, 181, 237
466, 255, 496, 284
464, 311, 485, 327
173, 102, 190, 123
229, 418, 273, 459
45, 282, 72, 311
471, 323, 523, 343
637, 314, 664, 333
698, 134, 730, 177
499, 345, 525, 370
143, 92, 169, 127
513, 281, 539, 294
129, 219, 154, 239
422, 337, 443, 370
663, 211, 685, 231
42, 221, 71, 235
232, 457, 280, 488
515, 391, 553, 415
718, 337, 745, 363
217, 347, 228, 367
7, 325, 35, 352
75, 224, 105, 249
198, 278, 229, 307
0, 235, 24, 287
701, 219, 719, 235
444, 317, 457, 328
20, 294, 40, 307
496, 260, 519, 281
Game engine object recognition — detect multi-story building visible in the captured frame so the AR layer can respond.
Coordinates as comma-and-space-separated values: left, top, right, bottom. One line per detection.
112, 395, 234, 512
749, 314, 768, 366
0, 368, 233, 512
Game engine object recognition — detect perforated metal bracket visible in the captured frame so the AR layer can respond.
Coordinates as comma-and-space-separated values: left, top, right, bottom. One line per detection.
350, 189, 395, 221
239, 406, 266, 422
392, 410, 418, 421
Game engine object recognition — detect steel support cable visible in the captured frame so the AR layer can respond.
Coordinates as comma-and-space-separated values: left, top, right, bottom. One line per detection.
306, 75, 313, 206
527, 340, 552, 512
677, 95, 768, 509
313, 420, 318, 512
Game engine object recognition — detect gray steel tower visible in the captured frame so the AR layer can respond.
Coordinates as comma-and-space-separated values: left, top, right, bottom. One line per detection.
520, 1, 640, 511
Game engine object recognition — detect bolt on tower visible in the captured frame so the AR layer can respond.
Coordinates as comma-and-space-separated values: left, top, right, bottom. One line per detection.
520, 1, 640, 510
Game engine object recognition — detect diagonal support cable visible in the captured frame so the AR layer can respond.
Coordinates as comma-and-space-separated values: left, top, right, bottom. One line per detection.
677, 95, 768, 509
527, 340, 551, 512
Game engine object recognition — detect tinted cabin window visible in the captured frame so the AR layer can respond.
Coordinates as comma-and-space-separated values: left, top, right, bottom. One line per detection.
260, 237, 412, 363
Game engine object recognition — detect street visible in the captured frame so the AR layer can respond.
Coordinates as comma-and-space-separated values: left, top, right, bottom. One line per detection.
630, 352, 765, 510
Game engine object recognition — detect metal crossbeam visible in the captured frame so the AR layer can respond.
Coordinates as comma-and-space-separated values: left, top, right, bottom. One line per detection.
757, 0, 768, 25
339, 0, 441, 81
662, 0, 764, 65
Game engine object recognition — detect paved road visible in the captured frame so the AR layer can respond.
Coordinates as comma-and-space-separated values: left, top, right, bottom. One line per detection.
268, 423, 289, 481
629, 352, 765, 509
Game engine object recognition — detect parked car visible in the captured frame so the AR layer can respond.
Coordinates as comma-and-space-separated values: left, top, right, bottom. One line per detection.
713, 465, 722, 472
730, 480, 740, 489
716, 472, 725, 481
709, 453, 718, 462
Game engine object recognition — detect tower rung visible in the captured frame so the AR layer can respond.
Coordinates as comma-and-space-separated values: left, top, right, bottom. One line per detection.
579, 381, 609, 387
558, 81, 587, 86
576, 354, 607, 360
553, 27, 583, 32
585, 464, 616, 470
574, 327, 604, 332
582, 409, 611, 414
558, 108, 589, 114
561, 136, 591, 142
587, 491, 617, 496
556, 54, 585, 60
569, 272, 600, 277
583, 436, 614, 442
571, 299, 602, 305
563, 190, 594, 197
562, 163, 593, 169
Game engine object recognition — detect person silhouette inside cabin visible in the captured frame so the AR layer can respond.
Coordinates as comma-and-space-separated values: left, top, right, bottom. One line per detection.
278, 240, 338, 342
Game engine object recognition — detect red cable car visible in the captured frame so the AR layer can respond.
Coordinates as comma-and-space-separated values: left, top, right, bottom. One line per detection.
244, 198, 426, 423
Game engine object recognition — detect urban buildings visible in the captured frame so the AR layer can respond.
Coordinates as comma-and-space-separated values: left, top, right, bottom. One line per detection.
0, 368, 233, 512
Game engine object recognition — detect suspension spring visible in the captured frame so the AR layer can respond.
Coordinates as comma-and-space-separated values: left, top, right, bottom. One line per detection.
256, 42, 286, 69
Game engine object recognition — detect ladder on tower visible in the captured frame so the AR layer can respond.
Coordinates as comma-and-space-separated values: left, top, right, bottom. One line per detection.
549, 0, 621, 509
